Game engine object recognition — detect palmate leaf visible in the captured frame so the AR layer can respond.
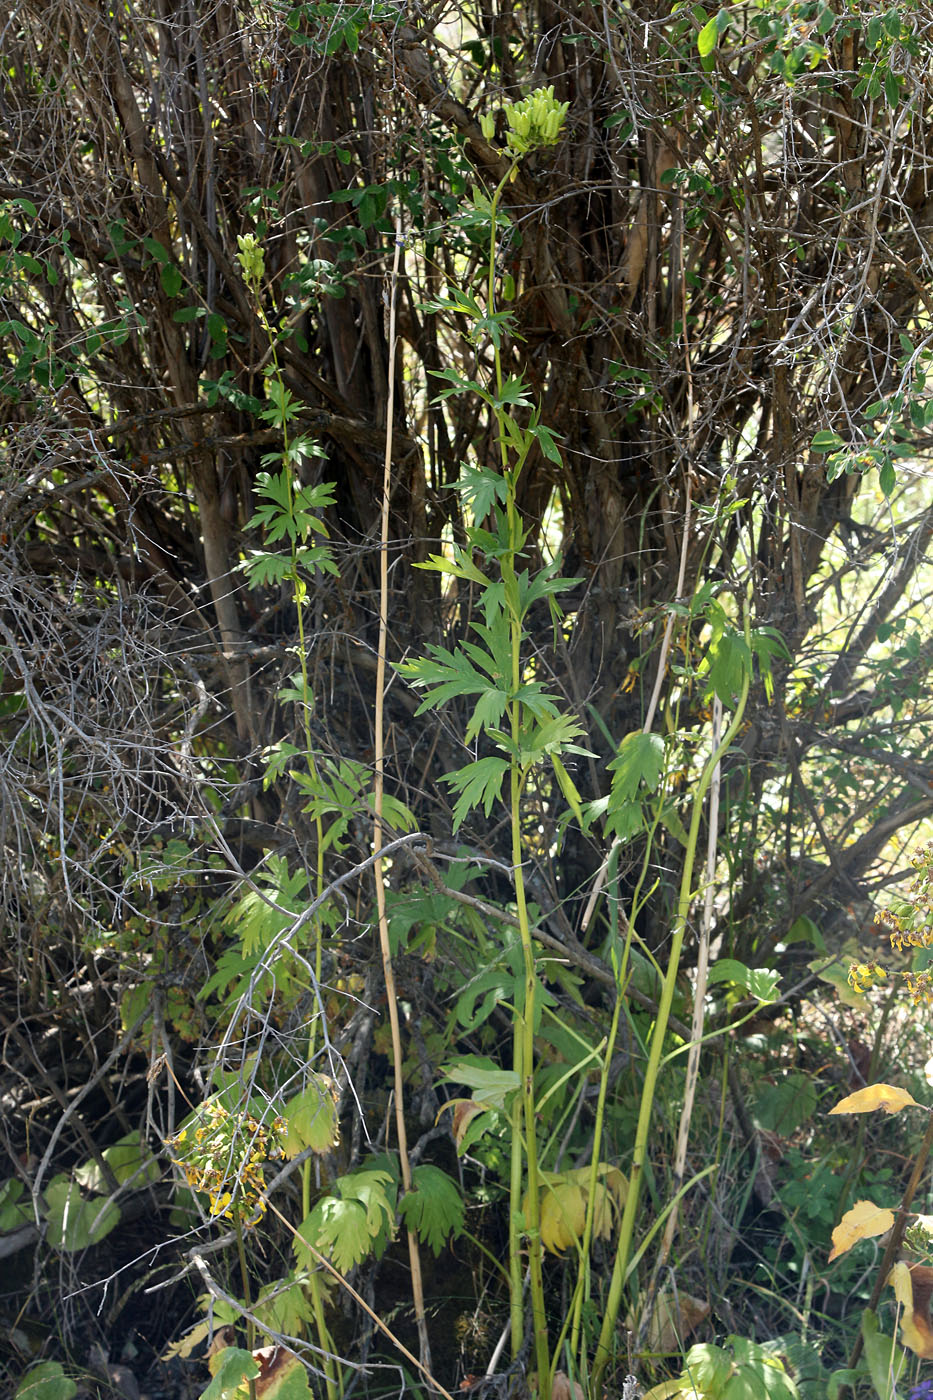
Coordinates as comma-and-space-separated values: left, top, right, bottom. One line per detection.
295, 1200, 372, 1274
430, 366, 488, 402
443, 757, 509, 829
399, 644, 492, 704
254, 1270, 318, 1338
416, 542, 489, 587
399, 643, 510, 743
494, 374, 533, 408
398, 1164, 465, 1255
281, 1075, 340, 1156
520, 561, 584, 610
295, 1168, 397, 1273
241, 550, 294, 586
259, 379, 302, 425
223, 856, 308, 955
518, 712, 592, 767
512, 682, 561, 722
450, 461, 510, 522
607, 730, 665, 800
526, 415, 563, 464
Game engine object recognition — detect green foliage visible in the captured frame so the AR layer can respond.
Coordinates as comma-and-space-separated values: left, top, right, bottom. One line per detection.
827, 1312, 906, 1400
295, 1167, 398, 1273
5, 0, 933, 1389
200, 1349, 260, 1400
752, 1073, 817, 1136
398, 1165, 465, 1255
0, 1176, 31, 1229
678, 1336, 799, 1400
281, 1075, 340, 1157
15, 1363, 77, 1400
44, 1174, 120, 1252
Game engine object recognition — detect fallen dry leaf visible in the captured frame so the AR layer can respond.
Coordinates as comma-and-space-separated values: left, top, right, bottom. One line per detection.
632, 1290, 710, 1353
550, 1371, 585, 1400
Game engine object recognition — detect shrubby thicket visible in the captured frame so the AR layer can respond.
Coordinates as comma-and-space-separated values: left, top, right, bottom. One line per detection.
2, 0, 933, 1394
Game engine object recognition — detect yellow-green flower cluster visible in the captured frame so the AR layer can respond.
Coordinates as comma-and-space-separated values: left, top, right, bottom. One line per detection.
479, 86, 570, 159
883, 843, 933, 950
167, 1098, 286, 1227
848, 961, 887, 995
903, 969, 933, 1006
236, 233, 266, 292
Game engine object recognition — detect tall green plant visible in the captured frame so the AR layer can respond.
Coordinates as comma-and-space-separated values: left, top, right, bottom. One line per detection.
172, 230, 465, 1400
400, 85, 585, 1397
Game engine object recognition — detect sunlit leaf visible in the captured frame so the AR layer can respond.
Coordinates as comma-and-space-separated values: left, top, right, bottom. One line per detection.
201, 1347, 259, 1400
282, 1075, 340, 1156
888, 1262, 933, 1359
697, 16, 718, 56
442, 1057, 520, 1108
828, 1084, 920, 1115
828, 1200, 894, 1261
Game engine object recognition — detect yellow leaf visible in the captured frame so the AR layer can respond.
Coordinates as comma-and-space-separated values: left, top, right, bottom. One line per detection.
161, 1320, 210, 1361
828, 1083, 920, 1116
890, 1260, 913, 1308
641, 1383, 699, 1400
828, 1200, 894, 1261
523, 1164, 628, 1255
538, 1179, 586, 1253
889, 1262, 933, 1359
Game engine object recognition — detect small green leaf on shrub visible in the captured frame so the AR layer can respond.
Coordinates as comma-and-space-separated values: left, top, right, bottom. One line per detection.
0, 1177, 31, 1230
160, 263, 182, 296
697, 16, 718, 55
707, 958, 780, 1002
811, 429, 843, 452
879, 460, 896, 497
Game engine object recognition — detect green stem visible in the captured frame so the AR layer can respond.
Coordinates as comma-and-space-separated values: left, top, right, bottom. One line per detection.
591, 661, 751, 1387
254, 289, 337, 1400
235, 1214, 257, 1400
567, 846, 625, 1374
509, 1019, 524, 1361
510, 734, 549, 1394
484, 157, 550, 1392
